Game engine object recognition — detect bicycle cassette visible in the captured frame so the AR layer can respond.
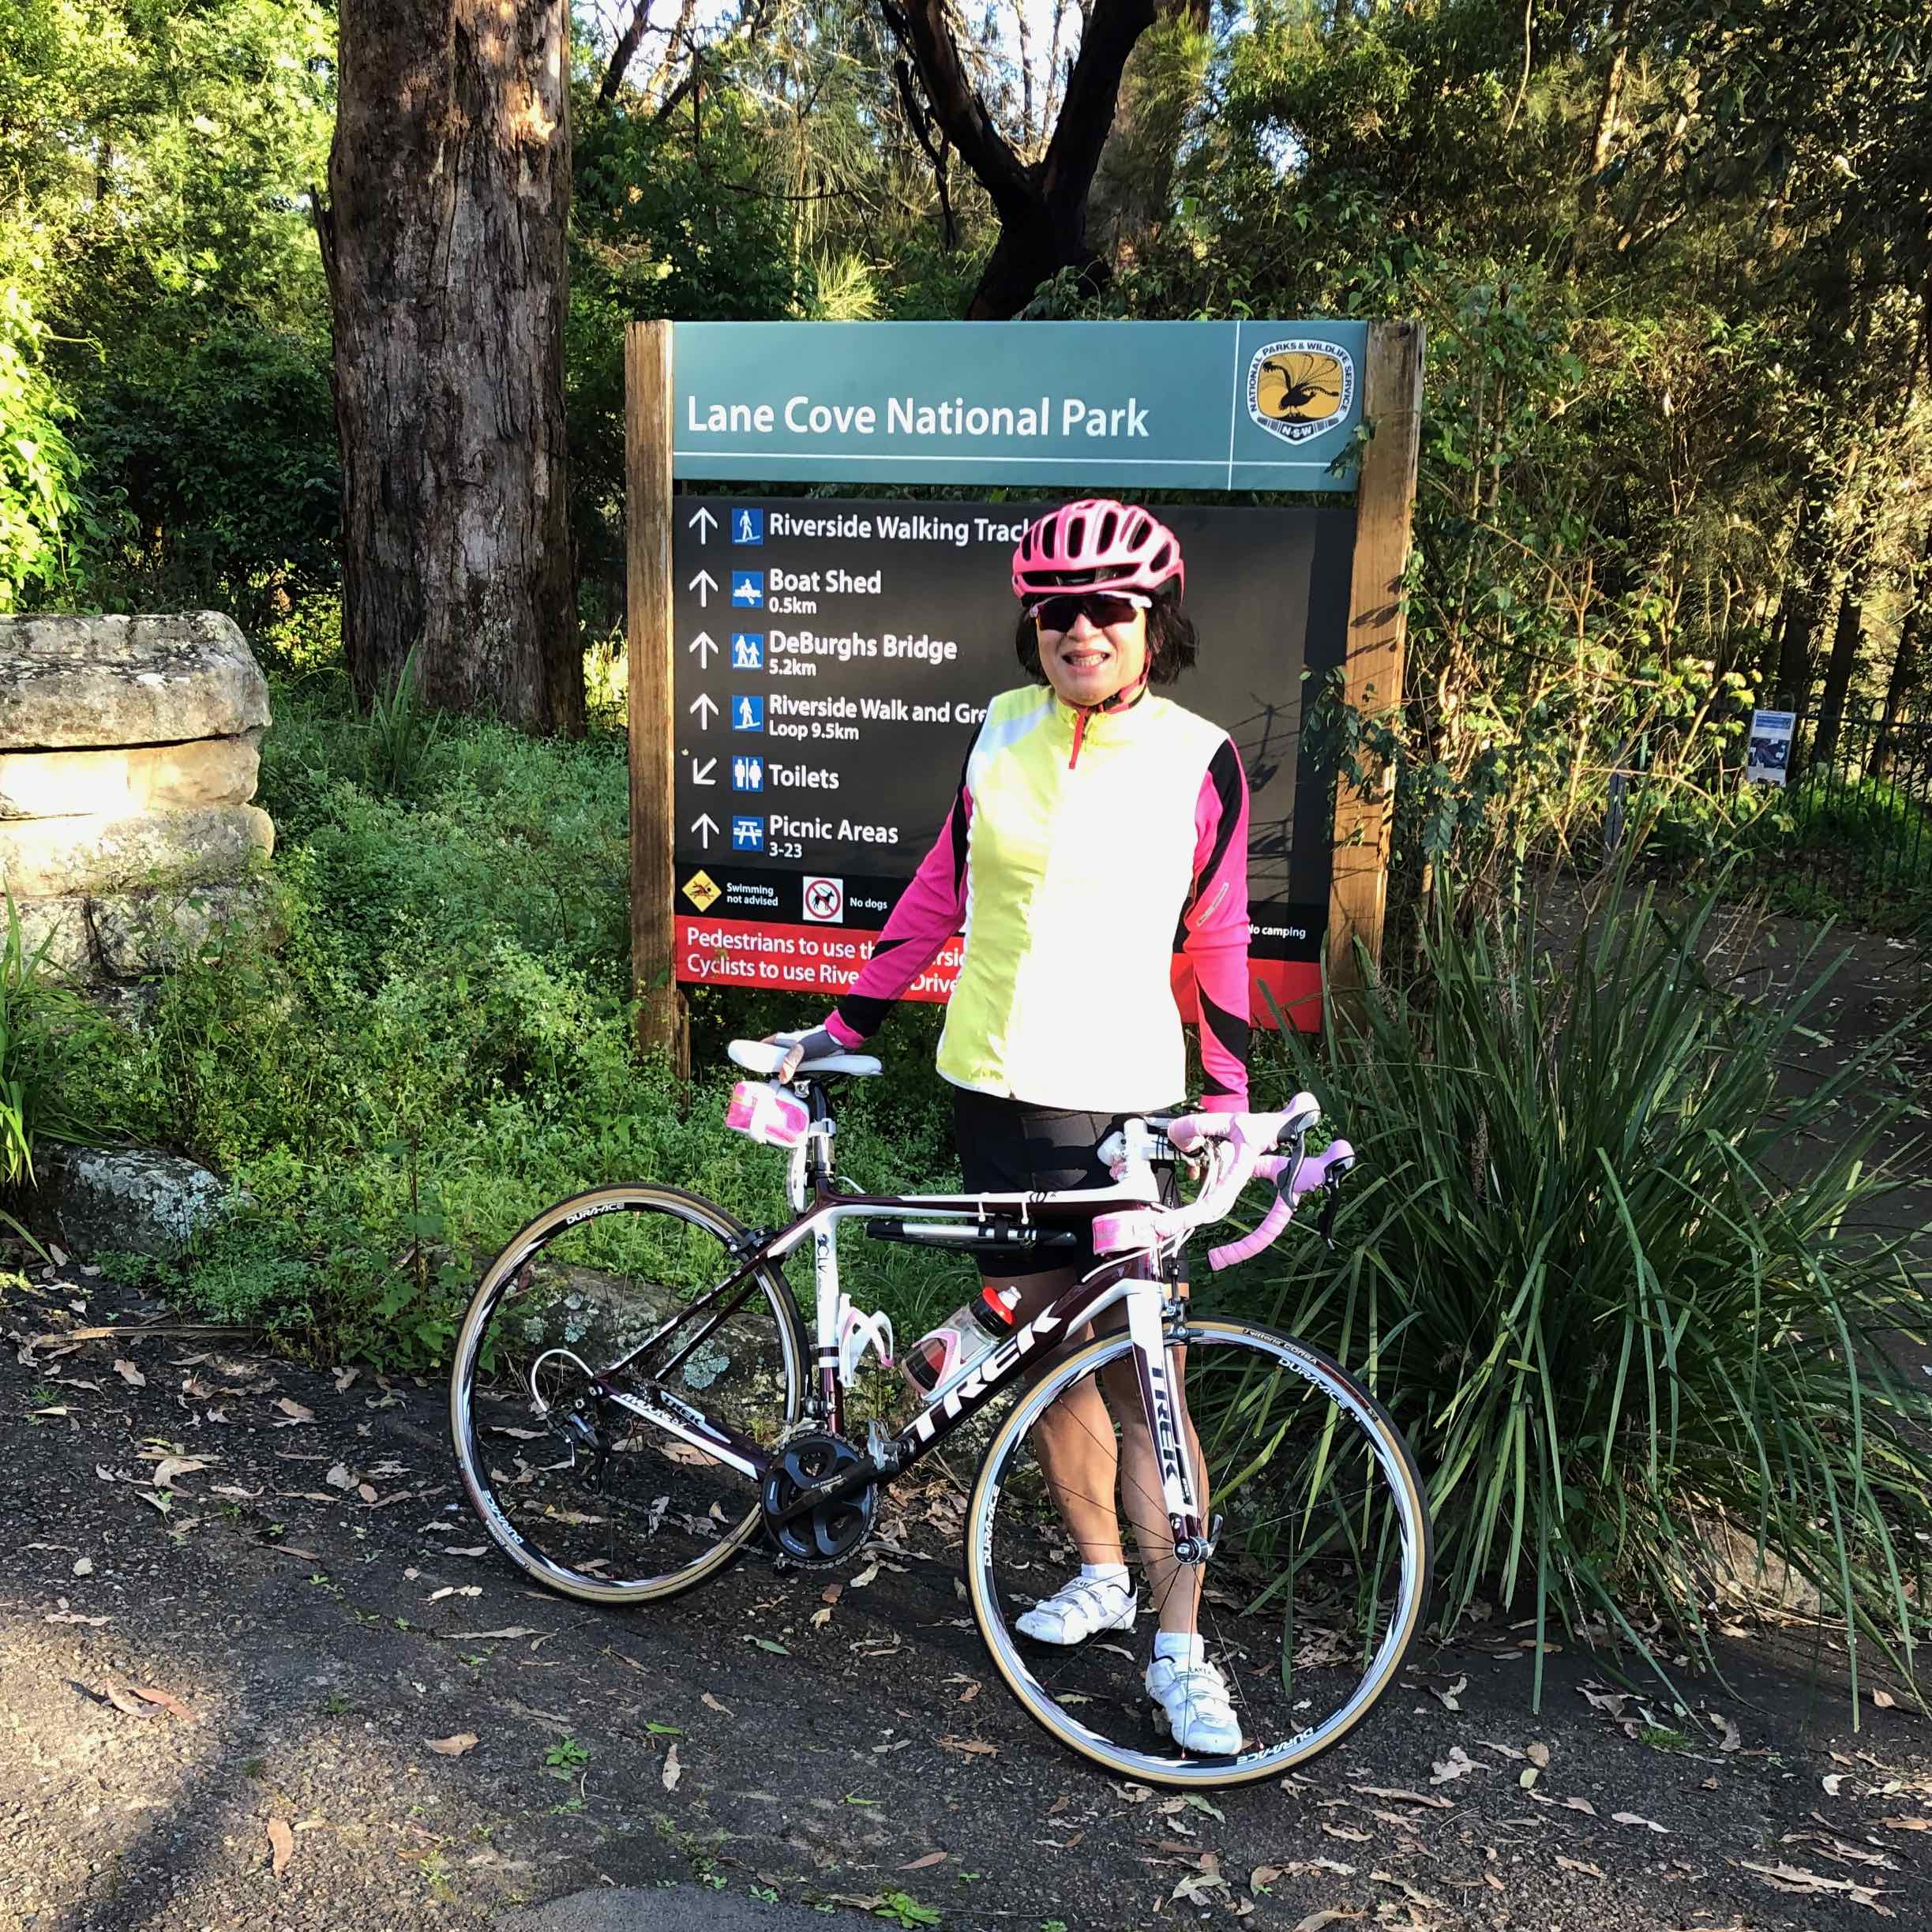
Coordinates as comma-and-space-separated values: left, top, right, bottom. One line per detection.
760, 1430, 878, 1565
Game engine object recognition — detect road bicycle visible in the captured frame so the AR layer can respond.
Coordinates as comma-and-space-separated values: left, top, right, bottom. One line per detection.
448, 1041, 1431, 1787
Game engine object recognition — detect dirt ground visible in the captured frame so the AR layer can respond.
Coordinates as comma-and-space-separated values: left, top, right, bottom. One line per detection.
2, 1259, 1928, 1932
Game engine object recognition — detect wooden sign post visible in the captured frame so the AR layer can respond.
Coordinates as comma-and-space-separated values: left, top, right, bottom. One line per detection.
625, 320, 688, 1075
1325, 319, 1424, 1013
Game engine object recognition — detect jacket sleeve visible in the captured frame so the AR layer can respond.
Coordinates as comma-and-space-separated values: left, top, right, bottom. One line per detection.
1182, 737, 1251, 1111
821, 766, 973, 1046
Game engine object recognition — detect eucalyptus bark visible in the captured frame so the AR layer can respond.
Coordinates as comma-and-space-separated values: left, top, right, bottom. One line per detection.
1086, 0, 1210, 269
317, 0, 582, 734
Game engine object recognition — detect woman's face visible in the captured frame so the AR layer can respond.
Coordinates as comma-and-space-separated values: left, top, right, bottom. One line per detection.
1036, 599, 1150, 710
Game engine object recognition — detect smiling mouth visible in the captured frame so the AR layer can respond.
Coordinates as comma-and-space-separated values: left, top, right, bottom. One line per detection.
1062, 649, 1109, 668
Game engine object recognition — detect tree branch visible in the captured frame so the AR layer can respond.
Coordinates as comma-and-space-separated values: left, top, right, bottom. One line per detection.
598, 0, 657, 107
880, 0, 1035, 224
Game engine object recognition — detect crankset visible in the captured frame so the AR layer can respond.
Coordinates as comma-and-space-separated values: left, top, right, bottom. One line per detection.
760, 1429, 880, 1566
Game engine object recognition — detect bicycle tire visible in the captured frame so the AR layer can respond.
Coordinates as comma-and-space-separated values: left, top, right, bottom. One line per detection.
449, 1183, 806, 1605
966, 1316, 1432, 1787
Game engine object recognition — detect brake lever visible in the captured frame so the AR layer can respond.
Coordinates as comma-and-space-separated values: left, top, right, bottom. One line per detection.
1316, 1181, 1341, 1251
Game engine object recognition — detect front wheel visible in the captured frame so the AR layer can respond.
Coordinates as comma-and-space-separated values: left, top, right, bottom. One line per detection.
966, 1318, 1431, 1787
448, 1184, 805, 1604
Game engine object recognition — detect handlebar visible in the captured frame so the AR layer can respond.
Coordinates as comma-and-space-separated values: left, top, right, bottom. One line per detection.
1091, 1094, 1354, 1272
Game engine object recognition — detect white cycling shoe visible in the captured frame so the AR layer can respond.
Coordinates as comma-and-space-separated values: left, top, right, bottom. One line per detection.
1015, 1573, 1138, 1645
1146, 1655, 1244, 1756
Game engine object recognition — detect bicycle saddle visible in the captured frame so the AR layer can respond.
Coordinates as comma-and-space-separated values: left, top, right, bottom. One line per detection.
728, 1038, 883, 1079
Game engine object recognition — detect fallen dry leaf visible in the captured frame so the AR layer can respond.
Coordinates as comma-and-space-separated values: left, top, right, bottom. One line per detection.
268, 1818, 294, 1877
274, 1398, 314, 1423
1612, 1810, 1669, 1833
899, 1851, 947, 1871
662, 1743, 682, 1791
1741, 1859, 1893, 1912
848, 1560, 880, 1589
1114, 1780, 1154, 1803
334, 1366, 358, 1392
132, 1686, 197, 1722
1289, 1913, 1360, 1932
701, 1691, 733, 1717
1431, 1674, 1466, 1712
425, 1733, 478, 1758
1871, 1689, 1897, 1710
809, 1607, 832, 1628
1371, 1871, 1444, 1911
1824, 1773, 1847, 1796
938, 1735, 998, 1758
150, 1456, 208, 1491
103, 1685, 155, 1718
439, 1626, 542, 1641
113, 1359, 146, 1387
1879, 1817, 1931, 1832
1527, 1741, 1551, 1769
1429, 1746, 1484, 1785
1557, 1855, 1605, 1878
1351, 1784, 1453, 1810
325, 1463, 355, 1491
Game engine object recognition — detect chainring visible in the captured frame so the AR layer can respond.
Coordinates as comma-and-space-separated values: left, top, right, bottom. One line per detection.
760, 1430, 879, 1566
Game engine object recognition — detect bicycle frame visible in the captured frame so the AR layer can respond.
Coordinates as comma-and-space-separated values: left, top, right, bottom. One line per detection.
574, 1079, 1213, 1559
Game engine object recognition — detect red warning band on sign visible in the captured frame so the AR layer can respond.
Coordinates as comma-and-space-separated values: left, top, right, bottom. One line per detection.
675, 917, 1319, 1030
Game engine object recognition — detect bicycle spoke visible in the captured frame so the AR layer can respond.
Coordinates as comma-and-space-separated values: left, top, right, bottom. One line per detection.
968, 1320, 1430, 1786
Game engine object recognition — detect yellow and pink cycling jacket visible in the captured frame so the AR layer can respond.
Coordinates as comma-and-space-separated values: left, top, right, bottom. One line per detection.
822, 685, 1251, 1115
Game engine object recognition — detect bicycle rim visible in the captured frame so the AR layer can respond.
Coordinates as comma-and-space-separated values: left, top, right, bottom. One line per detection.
449, 1184, 805, 1604
966, 1318, 1431, 1786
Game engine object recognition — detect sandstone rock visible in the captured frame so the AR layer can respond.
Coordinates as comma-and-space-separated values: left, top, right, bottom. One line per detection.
0, 730, 262, 819
34, 1146, 238, 1261
0, 612, 271, 749
0, 803, 272, 898
13, 877, 276, 979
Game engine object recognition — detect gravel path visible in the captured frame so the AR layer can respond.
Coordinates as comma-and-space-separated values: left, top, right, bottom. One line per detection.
2, 1259, 1927, 1932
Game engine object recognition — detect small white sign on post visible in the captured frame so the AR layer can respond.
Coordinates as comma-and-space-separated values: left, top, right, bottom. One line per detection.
1746, 709, 1796, 786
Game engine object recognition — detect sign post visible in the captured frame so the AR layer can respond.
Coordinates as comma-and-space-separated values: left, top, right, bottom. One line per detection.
627, 318, 1420, 1064
1326, 319, 1425, 1015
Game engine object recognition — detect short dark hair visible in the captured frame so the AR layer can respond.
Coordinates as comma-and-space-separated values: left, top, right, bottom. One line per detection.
1013, 584, 1199, 687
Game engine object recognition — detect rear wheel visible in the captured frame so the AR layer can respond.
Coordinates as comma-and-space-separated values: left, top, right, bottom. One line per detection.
449, 1184, 805, 1604
966, 1317, 1431, 1786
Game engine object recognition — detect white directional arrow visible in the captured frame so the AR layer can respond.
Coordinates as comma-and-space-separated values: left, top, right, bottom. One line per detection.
691, 756, 717, 786
687, 631, 718, 668
688, 692, 718, 728
688, 568, 718, 608
691, 812, 719, 850
688, 505, 718, 544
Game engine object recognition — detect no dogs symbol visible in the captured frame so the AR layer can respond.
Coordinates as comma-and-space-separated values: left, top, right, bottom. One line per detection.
803, 876, 845, 924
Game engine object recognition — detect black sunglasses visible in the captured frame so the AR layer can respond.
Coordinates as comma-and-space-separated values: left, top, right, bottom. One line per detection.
1025, 591, 1152, 632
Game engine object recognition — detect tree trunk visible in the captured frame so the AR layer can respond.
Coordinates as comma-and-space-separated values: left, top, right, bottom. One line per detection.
1874, 522, 1931, 778
317, 0, 582, 734
883, 0, 1157, 318
1809, 557, 1869, 774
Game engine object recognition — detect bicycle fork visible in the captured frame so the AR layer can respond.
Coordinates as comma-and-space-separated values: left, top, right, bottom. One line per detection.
1124, 1281, 1217, 1567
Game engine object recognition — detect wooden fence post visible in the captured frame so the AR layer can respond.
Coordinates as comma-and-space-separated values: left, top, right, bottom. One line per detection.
627, 319, 688, 1075
1326, 319, 1424, 1015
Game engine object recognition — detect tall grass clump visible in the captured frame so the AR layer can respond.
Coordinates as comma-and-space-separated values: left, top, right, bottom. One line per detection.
1244, 883, 1932, 1704
0, 891, 117, 1247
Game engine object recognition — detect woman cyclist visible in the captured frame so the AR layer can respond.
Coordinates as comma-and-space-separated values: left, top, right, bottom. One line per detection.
769, 498, 1251, 1754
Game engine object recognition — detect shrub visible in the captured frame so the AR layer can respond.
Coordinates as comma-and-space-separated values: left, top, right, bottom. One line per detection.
0, 892, 119, 1247
1241, 881, 1932, 1703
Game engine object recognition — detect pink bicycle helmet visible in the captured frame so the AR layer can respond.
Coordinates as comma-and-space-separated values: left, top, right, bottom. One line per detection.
1011, 498, 1185, 602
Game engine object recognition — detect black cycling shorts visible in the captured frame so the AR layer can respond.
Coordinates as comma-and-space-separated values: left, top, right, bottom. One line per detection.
951, 1086, 1181, 1279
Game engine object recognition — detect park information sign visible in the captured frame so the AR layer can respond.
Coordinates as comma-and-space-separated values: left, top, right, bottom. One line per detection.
670, 497, 1350, 1024
627, 317, 1424, 1063
673, 321, 1369, 491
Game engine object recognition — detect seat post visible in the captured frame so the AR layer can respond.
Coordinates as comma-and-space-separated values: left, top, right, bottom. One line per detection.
802, 1079, 837, 1188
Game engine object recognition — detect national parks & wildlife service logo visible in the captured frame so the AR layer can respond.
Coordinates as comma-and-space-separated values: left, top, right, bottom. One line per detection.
1246, 340, 1355, 444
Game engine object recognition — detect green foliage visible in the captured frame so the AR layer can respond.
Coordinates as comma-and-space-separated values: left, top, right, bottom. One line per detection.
47, 679, 966, 1367
0, 288, 98, 608
360, 640, 443, 797
0, 892, 119, 1247
1244, 883, 1931, 1698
